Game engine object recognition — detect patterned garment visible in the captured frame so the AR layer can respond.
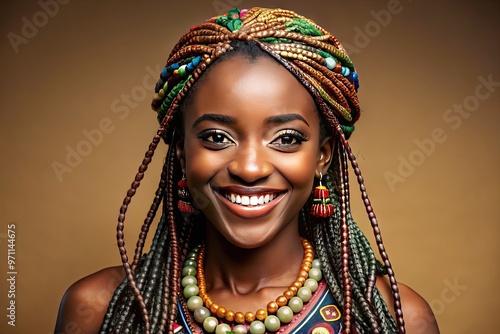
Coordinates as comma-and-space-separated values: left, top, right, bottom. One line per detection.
175, 280, 345, 334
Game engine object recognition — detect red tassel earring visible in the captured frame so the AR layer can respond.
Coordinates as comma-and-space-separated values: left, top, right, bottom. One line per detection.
310, 172, 334, 218
178, 170, 195, 214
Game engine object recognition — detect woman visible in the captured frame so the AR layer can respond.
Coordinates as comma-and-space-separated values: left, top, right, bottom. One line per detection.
55, 7, 439, 334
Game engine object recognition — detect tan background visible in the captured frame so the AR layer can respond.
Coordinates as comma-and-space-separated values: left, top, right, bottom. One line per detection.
0, 0, 498, 333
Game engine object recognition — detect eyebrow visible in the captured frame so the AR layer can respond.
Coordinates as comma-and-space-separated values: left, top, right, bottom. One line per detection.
265, 113, 310, 127
191, 113, 310, 129
192, 114, 236, 128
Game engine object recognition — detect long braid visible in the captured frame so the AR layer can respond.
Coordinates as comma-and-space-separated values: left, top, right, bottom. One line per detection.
102, 7, 404, 333
162, 141, 181, 333
337, 128, 406, 332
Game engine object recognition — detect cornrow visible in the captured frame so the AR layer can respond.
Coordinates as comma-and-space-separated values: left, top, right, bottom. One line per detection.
101, 7, 405, 334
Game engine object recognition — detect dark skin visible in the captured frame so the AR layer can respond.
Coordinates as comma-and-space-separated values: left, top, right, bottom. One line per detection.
55, 55, 439, 333
176, 54, 331, 312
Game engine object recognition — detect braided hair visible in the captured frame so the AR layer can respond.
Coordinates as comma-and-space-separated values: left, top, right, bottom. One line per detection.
100, 7, 405, 334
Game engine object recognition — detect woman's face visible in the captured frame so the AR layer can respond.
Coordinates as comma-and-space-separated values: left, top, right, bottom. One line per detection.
177, 54, 333, 249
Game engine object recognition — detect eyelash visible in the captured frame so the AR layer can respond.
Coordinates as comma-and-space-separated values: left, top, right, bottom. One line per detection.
269, 129, 308, 149
197, 129, 234, 148
197, 129, 308, 150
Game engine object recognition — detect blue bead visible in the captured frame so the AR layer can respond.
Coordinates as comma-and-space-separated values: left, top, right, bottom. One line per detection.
341, 67, 350, 77
192, 56, 202, 66
169, 63, 179, 71
155, 81, 163, 93
186, 63, 194, 71
352, 71, 360, 89
160, 67, 168, 80
352, 71, 358, 81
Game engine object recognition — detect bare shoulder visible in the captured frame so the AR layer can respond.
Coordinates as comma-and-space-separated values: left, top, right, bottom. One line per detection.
376, 275, 440, 334
55, 266, 125, 334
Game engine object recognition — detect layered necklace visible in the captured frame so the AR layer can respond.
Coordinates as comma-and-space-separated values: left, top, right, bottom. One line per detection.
181, 239, 323, 334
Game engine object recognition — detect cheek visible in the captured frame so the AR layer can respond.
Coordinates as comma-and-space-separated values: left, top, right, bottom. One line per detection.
183, 139, 215, 178
183, 137, 229, 193
279, 148, 319, 191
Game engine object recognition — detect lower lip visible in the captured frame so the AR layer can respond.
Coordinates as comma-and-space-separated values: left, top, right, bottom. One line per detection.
215, 192, 286, 219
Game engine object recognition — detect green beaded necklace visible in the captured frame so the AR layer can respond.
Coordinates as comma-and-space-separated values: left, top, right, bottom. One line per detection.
181, 243, 323, 334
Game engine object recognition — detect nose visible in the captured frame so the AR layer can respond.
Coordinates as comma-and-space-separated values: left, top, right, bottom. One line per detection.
227, 142, 274, 184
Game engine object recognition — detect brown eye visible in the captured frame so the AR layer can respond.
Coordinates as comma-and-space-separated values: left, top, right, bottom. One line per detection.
210, 133, 225, 143
278, 135, 297, 145
270, 129, 307, 149
198, 129, 234, 149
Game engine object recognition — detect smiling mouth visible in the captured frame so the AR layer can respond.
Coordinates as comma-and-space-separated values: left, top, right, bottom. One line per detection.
221, 191, 283, 206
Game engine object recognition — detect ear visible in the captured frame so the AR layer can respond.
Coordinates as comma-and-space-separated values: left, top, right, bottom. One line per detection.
175, 138, 186, 170
316, 136, 335, 177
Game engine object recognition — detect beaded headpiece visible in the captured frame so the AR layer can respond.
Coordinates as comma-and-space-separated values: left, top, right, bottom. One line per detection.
151, 7, 361, 141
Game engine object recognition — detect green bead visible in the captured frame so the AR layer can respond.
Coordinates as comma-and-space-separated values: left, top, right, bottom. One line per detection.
181, 275, 197, 287
182, 265, 196, 277
203, 316, 219, 333
312, 259, 321, 269
232, 324, 247, 334
288, 296, 303, 313
297, 287, 312, 302
232, 19, 242, 30
308, 267, 322, 281
276, 306, 293, 323
304, 278, 319, 292
264, 315, 281, 332
228, 8, 240, 17
184, 259, 196, 267
227, 20, 236, 31
183, 284, 199, 298
177, 65, 187, 77
249, 320, 266, 334
187, 296, 203, 312
187, 251, 198, 259
215, 323, 231, 334
193, 306, 210, 323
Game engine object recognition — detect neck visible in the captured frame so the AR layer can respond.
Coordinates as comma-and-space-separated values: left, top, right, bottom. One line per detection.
202, 226, 304, 309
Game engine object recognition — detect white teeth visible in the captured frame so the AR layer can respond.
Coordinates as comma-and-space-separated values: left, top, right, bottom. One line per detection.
225, 192, 279, 206
241, 196, 249, 205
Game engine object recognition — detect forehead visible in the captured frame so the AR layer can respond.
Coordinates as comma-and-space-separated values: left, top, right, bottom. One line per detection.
183, 55, 319, 125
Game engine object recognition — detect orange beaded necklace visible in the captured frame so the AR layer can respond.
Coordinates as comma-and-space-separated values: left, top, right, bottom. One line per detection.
180, 238, 324, 333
